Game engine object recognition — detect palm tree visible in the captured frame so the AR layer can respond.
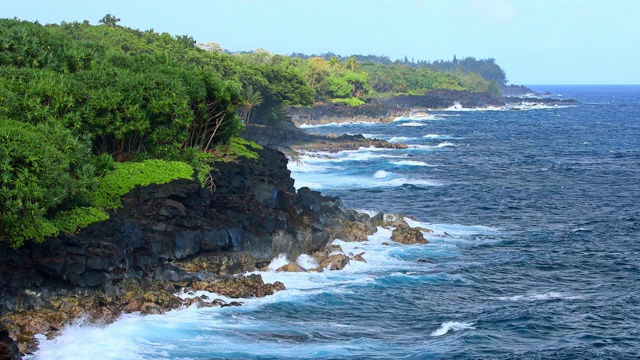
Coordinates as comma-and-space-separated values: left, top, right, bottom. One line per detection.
344, 56, 358, 71
238, 85, 263, 124
328, 56, 341, 69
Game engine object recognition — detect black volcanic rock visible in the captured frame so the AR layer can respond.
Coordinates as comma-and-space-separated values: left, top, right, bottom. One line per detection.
378, 89, 505, 109
0, 146, 378, 353
500, 84, 535, 96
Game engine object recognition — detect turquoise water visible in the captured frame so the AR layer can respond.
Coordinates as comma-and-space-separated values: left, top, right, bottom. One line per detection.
33, 86, 640, 359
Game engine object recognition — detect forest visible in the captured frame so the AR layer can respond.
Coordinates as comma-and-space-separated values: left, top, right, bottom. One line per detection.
0, 16, 507, 248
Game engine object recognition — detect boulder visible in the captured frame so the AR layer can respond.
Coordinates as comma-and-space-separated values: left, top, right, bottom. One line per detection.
319, 254, 350, 270
276, 263, 308, 273
191, 274, 286, 298
351, 252, 367, 263
391, 225, 429, 245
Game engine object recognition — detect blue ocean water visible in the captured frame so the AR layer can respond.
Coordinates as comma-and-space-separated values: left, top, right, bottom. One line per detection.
33, 86, 640, 359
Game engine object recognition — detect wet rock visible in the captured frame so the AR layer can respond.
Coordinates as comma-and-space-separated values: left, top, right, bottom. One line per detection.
372, 212, 385, 226
140, 302, 163, 315
0, 324, 20, 360
276, 263, 308, 273
220, 301, 243, 308
191, 274, 286, 298
391, 225, 429, 245
351, 252, 367, 263
319, 254, 350, 270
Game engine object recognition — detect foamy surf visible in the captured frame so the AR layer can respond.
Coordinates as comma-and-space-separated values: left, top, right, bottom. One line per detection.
497, 292, 584, 302
423, 134, 463, 140
390, 160, 433, 167
398, 122, 426, 127
298, 121, 379, 128
430, 321, 475, 336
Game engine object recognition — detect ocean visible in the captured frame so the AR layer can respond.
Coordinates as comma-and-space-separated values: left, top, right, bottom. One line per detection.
31, 85, 640, 359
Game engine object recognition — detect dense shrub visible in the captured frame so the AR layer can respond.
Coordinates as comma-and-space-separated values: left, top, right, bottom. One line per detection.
0, 119, 96, 248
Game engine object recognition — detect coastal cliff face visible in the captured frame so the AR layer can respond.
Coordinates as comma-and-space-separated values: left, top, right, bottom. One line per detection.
0, 146, 376, 356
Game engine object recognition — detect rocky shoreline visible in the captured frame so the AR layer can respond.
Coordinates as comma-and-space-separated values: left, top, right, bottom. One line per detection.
0, 87, 562, 359
288, 89, 578, 128
0, 142, 434, 359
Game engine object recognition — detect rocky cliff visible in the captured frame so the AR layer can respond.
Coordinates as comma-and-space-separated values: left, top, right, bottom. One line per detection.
0, 146, 376, 357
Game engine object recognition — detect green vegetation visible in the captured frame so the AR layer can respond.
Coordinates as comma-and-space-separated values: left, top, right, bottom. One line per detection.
288, 52, 505, 99
89, 160, 194, 209
0, 119, 95, 248
0, 17, 311, 248
331, 98, 365, 107
0, 15, 510, 248
51, 207, 110, 235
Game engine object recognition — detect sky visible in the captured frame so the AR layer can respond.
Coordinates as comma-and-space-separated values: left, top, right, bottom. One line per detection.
3, 0, 640, 85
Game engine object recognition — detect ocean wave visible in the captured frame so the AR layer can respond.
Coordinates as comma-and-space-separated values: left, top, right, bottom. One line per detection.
387, 136, 416, 143
423, 134, 463, 140
435, 142, 457, 148
443, 102, 505, 112
294, 149, 403, 164
393, 114, 443, 122
374, 170, 391, 178
390, 160, 432, 167
430, 321, 475, 336
497, 292, 584, 302
440, 101, 575, 112
397, 122, 426, 127
298, 121, 379, 128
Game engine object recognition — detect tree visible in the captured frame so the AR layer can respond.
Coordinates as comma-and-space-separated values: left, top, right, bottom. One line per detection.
305, 57, 329, 88
99, 14, 121, 28
328, 56, 341, 69
344, 56, 357, 71
238, 85, 263, 124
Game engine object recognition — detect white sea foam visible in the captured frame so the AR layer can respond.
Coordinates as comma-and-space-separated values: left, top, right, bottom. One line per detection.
443, 102, 505, 112
267, 253, 290, 271
388, 136, 415, 143
398, 122, 426, 127
296, 254, 319, 269
497, 292, 584, 302
393, 114, 442, 121
435, 141, 456, 148
390, 160, 432, 167
296, 149, 403, 164
374, 170, 391, 178
403, 142, 457, 151
430, 321, 475, 336
440, 101, 574, 112
298, 121, 378, 128
423, 134, 463, 140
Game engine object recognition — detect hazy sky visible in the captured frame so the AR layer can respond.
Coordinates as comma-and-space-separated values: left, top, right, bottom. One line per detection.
4, 0, 639, 85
